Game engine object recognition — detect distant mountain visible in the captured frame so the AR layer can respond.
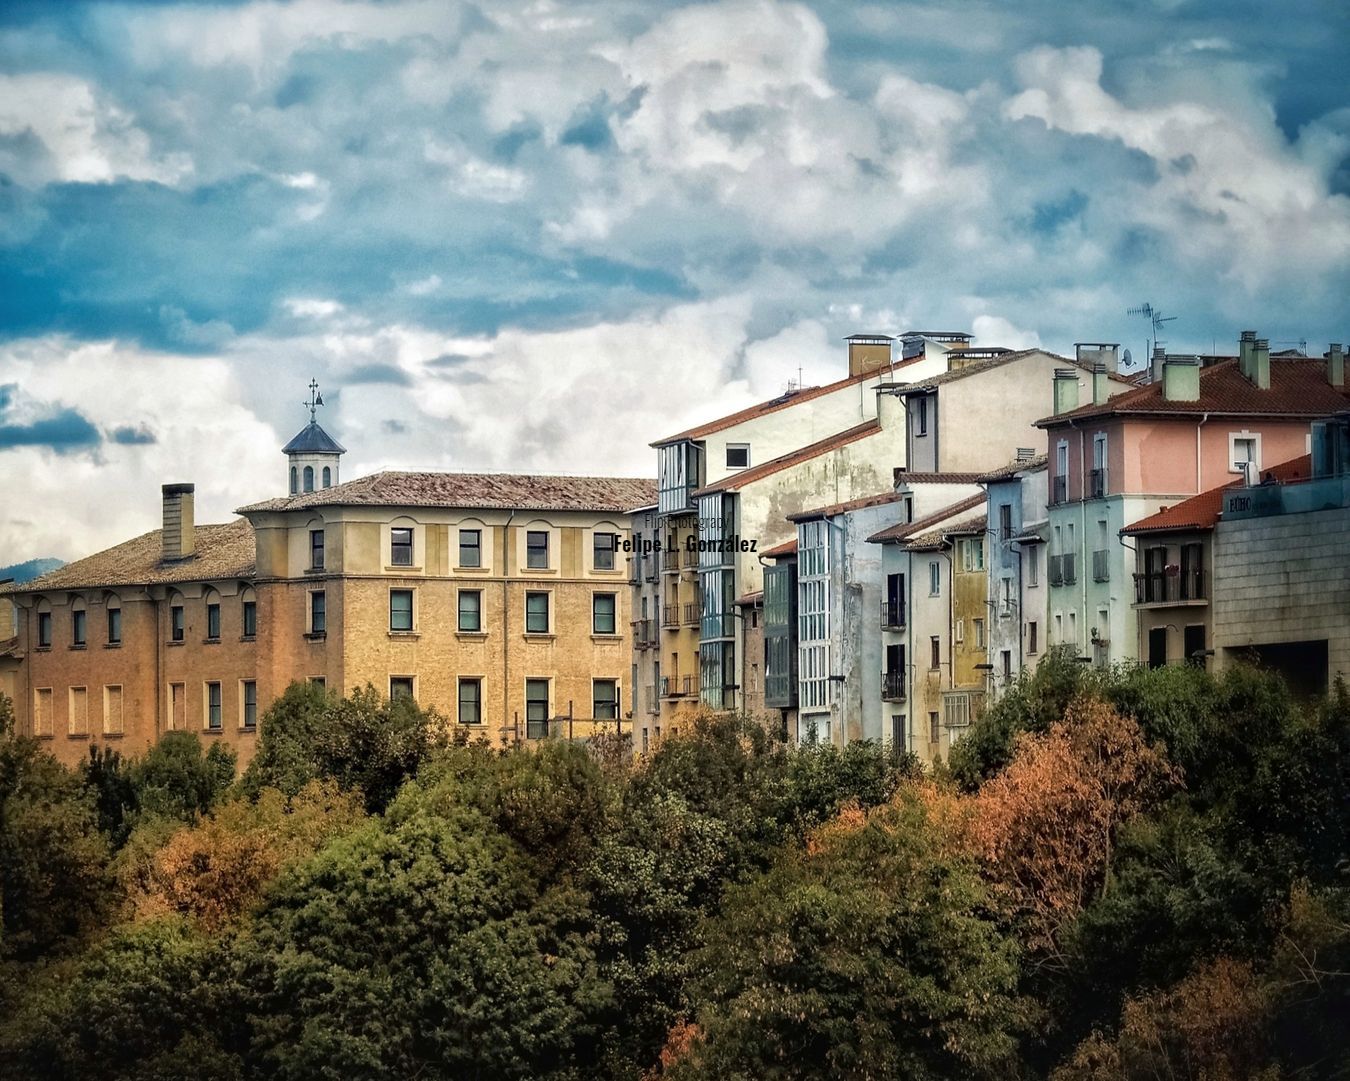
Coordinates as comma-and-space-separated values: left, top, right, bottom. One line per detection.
0, 558, 65, 585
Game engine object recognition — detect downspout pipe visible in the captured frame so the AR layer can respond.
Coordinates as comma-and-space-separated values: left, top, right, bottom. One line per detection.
502, 509, 516, 741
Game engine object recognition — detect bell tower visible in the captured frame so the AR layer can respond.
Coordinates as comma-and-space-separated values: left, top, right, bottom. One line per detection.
283, 380, 345, 495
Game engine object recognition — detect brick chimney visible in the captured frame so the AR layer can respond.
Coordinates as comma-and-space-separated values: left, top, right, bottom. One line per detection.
1162, 356, 1200, 402
1052, 368, 1079, 415
1327, 342, 1344, 389
1252, 337, 1271, 390
162, 483, 195, 562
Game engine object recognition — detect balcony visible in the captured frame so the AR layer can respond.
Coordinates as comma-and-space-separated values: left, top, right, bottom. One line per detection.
682, 602, 700, 626
660, 675, 696, 698
881, 600, 906, 630
631, 619, 654, 649
881, 670, 906, 701
1092, 549, 1110, 582
1048, 553, 1077, 587
765, 671, 796, 709
1051, 474, 1068, 505
1133, 569, 1208, 605
661, 604, 680, 628
1088, 468, 1107, 499
661, 548, 681, 572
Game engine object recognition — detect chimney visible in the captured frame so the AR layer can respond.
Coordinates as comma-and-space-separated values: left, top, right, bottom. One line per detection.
1238, 330, 1256, 379
1162, 356, 1200, 402
1252, 337, 1271, 390
1150, 345, 1166, 385
1075, 342, 1120, 375
1326, 342, 1344, 389
162, 483, 196, 562
846, 335, 895, 378
1052, 368, 1079, 415
1091, 363, 1110, 405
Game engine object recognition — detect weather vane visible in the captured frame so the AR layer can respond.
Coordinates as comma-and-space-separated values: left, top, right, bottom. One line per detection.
305, 379, 324, 423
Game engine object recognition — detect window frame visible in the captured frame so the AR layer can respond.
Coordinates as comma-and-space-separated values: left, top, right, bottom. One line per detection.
170, 604, 184, 642
242, 599, 257, 638
725, 443, 750, 469
592, 531, 616, 571
458, 589, 482, 632
525, 678, 550, 739
458, 528, 482, 568
37, 610, 52, 648
310, 590, 326, 635
103, 684, 123, 736
458, 677, 482, 726
107, 606, 122, 645
390, 527, 414, 567
526, 530, 550, 570
72, 607, 87, 647
593, 678, 619, 721
592, 592, 617, 635
928, 560, 941, 596
206, 601, 221, 641
389, 676, 415, 701
525, 591, 550, 635
389, 588, 414, 633
206, 681, 222, 731
309, 528, 325, 570
241, 680, 257, 730
930, 635, 941, 670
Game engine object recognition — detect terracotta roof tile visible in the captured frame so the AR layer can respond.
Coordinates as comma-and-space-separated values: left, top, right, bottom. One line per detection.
905, 512, 987, 551
761, 537, 798, 558
1038, 359, 1350, 427
866, 493, 986, 544
3, 520, 256, 595
893, 471, 986, 485
788, 489, 902, 522
977, 455, 1049, 482
241, 472, 656, 515
1122, 454, 1313, 535
735, 590, 764, 606
691, 420, 882, 496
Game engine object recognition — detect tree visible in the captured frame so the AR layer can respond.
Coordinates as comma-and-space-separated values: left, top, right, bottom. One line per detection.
131, 731, 235, 823
665, 791, 1030, 1081
81, 744, 138, 848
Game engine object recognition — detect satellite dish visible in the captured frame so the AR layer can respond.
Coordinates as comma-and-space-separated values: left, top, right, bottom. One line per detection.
1122, 348, 1133, 371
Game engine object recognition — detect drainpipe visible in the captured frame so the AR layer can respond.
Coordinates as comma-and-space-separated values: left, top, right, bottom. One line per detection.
1070, 418, 1088, 653
502, 509, 516, 740
1195, 412, 1210, 493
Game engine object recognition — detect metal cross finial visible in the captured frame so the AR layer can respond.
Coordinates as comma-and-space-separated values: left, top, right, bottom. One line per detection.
305, 379, 324, 422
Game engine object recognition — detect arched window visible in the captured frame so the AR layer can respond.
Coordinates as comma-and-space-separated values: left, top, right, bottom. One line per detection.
303, 465, 314, 493
290, 466, 298, 495
322, 466, 331, 488
104, 591, 122, 645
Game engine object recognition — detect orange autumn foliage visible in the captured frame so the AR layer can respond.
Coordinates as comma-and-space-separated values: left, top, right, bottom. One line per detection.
642, 1019, 703, 1080
970, 698, 1178, 953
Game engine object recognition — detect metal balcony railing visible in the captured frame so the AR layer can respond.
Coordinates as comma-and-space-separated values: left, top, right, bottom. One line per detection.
661, 548, 681, 572
661, 604, 680, 628
631, 619, 653, 648
1051, 475, 1068, 505
881, 671, 907, 701
660, 675, 696, 698
881, 600, 906, 629
1092, 549, 1110, 582
682, 602, 700, 626
1089, 468, 1107, 499
1133, 569, 1208, 605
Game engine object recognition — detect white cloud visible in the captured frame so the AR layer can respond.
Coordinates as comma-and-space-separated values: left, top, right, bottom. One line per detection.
424, 139, 528, 201
970, 314, 1042, 350
0, 73, 192, 187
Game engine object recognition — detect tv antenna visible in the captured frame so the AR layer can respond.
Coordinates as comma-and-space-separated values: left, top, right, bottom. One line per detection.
1127, 302, 1178, 357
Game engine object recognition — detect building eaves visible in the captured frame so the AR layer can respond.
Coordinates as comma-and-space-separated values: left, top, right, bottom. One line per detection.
281, 421, 347, 455
1036, 359, 1350, 428
691, 419, 882, 497
787, 489, 902, 523
865, 492, 986, 544
761, 537, 798, 559
240, 472, 656, 515
893, 470, 986, 485
735, 590, 764, 607
977, 455, 1049, 483
0, 520, 257, 596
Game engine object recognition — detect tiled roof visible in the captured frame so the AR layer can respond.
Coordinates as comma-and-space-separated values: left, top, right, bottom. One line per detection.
893, 470, 986, 485
240, 472, 656, 515
735, 590, 764, 606
977, 455, 1049, 483
788, 489, 902, 522
761, 537, 798, 558
1038, 359, 1350, 426
282, 421, 346, 455
2, 520, 256, 595
0, 636, 19, 659
866, 493, 987, 544
1122, 454, 1313, 535
691, 420, 882, 496
905, 512, 987, 551
652, 367, 898, 447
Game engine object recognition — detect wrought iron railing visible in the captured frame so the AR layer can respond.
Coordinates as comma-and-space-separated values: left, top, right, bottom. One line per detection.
881, 600, 906, 629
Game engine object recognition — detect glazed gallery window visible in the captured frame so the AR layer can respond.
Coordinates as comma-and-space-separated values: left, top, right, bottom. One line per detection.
459, 528, 482, 568
526, 530, 549, 569
391, 527, 414, 567
389, 589, 414, 632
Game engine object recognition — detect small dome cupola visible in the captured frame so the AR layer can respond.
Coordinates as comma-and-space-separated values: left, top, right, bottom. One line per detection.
283, 380, 346, 495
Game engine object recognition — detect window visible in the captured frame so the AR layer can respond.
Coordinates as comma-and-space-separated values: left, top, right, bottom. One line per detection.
206, 602, 221, 641
242, 680, 257, 729
242, 600, 257, 638
458, 589, 482, 632
525, 592, 550, 634
37, 611, 52, 648
1230, 432, 1260, 483
310, 528, 325, 570
1027, 549, 1039, 588
930, 636, 941, 669
974, 618, 986, 649
726, 443, 750, 469
917, 396, 928, 436
593, 593, 617, 635
206, 682, 222, 731
34, 688, 53, 737
310, 591, 326, 635
322, 466, 331, 488
389, 589, 414, 632
526, 530, 549, 569
929, 711, 940, 743
303, 465, 314, 493
169, 682, 185, 730
290, 466, 298, 495
107, 606, 122, 645
72, 608, 86, 647
1028, 621, 1039, 654
929, 560, 940, 596
526, 679, 549, 739
171, 604, 184, 642
999, 503, 1012, 540
69, 687, 88, 736
459, 528, 481, 568
1068, 611, 1077, 646
1001, 650, 1012, 679
593, 679, 619, 720
390, 677, 414, 701
458, 678, 482, 725
391, 527, 414, 567
593, 531, 616, 570
959, 537, 984, 572
99, 688, 122, 739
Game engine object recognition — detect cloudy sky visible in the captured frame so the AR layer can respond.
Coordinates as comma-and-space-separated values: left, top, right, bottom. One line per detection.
1, 0, 1347, 561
